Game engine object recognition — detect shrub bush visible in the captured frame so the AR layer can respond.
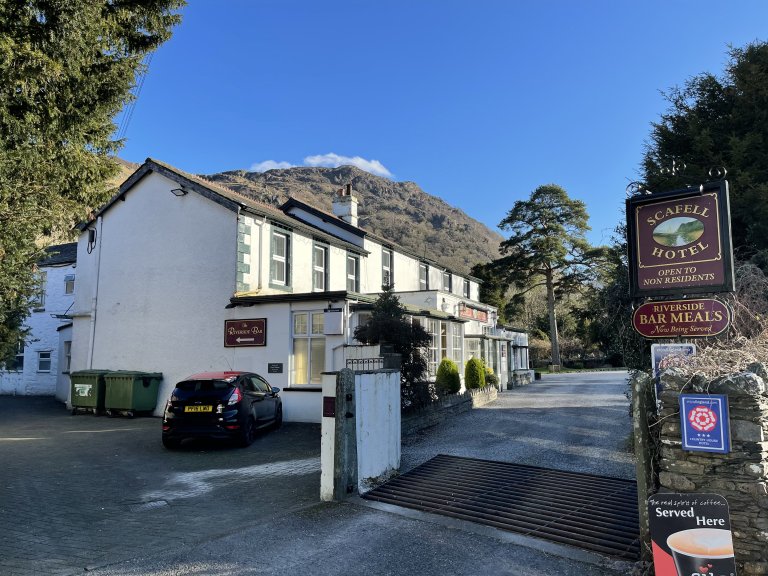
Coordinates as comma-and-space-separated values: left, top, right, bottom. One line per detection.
435, 358, 461, 395
465, 357, 486, 389
484, 365, 499, 389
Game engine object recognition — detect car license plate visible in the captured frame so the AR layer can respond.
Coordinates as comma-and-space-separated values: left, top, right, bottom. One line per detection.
184, 405, 213, 413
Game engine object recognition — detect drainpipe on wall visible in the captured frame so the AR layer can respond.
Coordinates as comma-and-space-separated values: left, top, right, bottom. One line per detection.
86, 216, 103, 369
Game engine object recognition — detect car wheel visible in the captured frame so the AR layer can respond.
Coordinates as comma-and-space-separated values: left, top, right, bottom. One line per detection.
239, 416, 256, 447
273, 405, 283, 429
162, 436, 182, 450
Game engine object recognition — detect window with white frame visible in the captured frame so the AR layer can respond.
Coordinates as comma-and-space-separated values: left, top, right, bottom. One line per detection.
452, 324, 462, 363
442, 271, 451, 292
440, 322, 448, 359
466, 338, 481, 360
419, 263, 429, 290
463, 278, 470, 298
64, 274, 75, 295
382, 248, 393, 287
270, 229, 291, 287
313, 244, 328, 292
292, 312, 325, 385
346, 254, 359, 292
37, 350, 51, 372
421, 318, 438, 375
32, 271, 47, 309
63, 341, 72, 373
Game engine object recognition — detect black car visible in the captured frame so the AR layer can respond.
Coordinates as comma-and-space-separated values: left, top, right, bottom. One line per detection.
161, 371, 282, 449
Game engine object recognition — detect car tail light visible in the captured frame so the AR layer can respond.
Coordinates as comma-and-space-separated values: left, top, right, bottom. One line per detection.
227, 387, 242, 405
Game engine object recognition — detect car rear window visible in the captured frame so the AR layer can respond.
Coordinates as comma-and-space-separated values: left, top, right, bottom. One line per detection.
175, 379, 234, 392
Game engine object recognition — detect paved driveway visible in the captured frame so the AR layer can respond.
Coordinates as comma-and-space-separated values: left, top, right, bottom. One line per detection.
402, 370, 635, 479
0, 396, 321, 576
0, 372, 635, 576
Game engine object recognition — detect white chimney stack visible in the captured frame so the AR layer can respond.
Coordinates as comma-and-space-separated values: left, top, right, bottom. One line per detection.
332, 183, 359, 227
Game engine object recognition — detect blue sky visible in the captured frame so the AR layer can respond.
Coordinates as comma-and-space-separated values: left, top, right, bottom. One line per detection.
116, 0, 768, 247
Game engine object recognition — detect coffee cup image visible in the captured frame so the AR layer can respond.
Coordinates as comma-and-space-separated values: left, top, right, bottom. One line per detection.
667, 528, 735, 576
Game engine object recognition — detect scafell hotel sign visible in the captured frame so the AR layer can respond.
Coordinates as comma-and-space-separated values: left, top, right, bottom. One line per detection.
627, 181, 735, 299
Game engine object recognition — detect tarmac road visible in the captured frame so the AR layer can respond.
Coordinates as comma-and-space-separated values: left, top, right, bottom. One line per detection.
401, 370, 636, 479
0, 371, 635, 576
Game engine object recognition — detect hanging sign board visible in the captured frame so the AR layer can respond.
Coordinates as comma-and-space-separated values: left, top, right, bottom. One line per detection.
633, 298, 731, 338
459, 305, 488, 322
679, 394, 731, 454
626, 181, 735, 298
224, 319, 267, 347
648, 493, 737, 576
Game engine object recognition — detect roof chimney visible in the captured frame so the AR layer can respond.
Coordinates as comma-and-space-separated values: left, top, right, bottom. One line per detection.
332, 184, 359, 227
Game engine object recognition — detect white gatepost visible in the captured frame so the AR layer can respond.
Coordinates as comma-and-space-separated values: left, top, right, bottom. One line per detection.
320, 372, 339, 501
320, 368, 401, 501
356, 370, 400, 492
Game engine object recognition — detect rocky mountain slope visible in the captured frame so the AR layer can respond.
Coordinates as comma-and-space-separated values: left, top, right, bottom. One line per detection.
204, 166, 503, 275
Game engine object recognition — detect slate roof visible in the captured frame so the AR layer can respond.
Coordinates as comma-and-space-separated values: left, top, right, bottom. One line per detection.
280, 196, 481, 281
81, 158, 368, 255
39, 243, 77, 266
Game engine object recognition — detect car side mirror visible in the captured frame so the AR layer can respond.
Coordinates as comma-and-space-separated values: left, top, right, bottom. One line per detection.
271, 386, 281, 395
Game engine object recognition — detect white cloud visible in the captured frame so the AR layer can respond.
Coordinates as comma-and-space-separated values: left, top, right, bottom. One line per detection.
249, 159, 295, 172
248, 153, 393, 178
304, 153, 393, 178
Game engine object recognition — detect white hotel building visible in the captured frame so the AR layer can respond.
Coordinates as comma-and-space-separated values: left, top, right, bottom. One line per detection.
68, 159, 530, 421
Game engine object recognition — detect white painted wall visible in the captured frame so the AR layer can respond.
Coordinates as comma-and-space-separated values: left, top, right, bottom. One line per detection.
393, 251, 421, 291
320, 370, 401, 500
0, 261, 75, 395
70, 171, 239, 413
356, 370, 401, 492
327, 244, 349, 292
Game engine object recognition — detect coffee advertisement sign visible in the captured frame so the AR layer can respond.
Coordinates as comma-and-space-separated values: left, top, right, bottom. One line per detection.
627, 181, 735, 298
648, 493, 736, 576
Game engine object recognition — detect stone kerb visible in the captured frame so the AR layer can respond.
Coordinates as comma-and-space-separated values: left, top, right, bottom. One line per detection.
657, 364, 768, 575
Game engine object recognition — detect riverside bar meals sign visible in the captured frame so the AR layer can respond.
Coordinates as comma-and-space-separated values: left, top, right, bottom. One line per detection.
627, 181, 735, 299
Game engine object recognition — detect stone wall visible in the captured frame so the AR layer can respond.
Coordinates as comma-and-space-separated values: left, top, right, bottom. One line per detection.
658, 363, 768, 575
401, 386, 498, 436
509, 369, 535, 388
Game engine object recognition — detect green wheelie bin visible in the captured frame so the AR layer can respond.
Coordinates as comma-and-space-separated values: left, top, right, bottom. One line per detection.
104, 371, 163, 417
70, 370, 110, 415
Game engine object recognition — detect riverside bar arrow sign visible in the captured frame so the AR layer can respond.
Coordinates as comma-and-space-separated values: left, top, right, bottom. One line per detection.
224, 319, 267, 347
632, 298, 730, 338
